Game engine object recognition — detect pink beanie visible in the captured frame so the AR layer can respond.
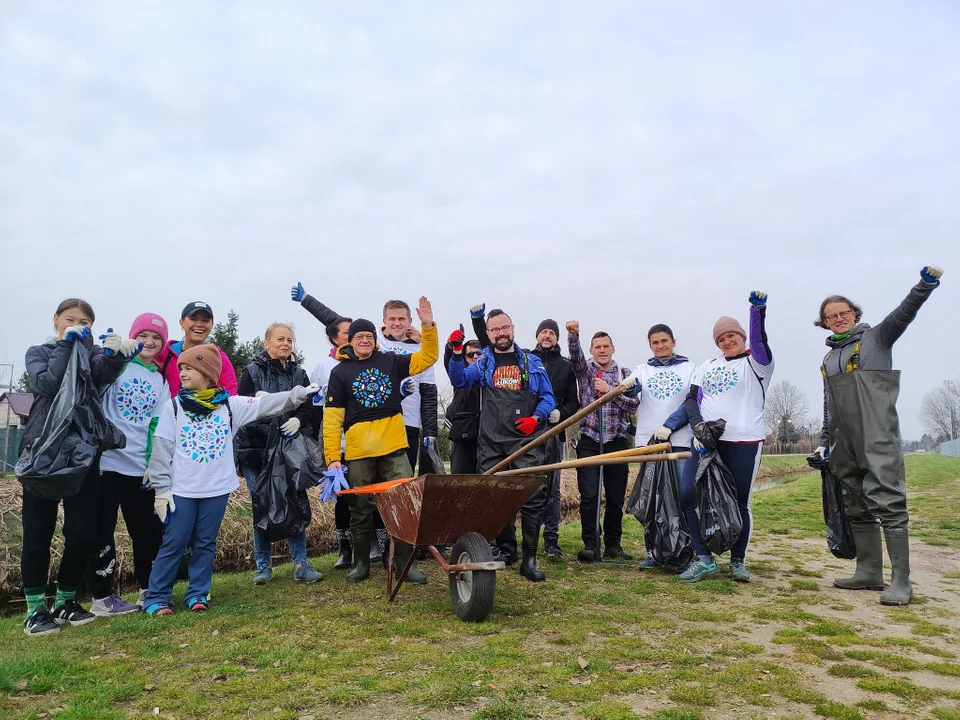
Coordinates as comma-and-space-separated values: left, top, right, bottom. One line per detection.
712, 316, 746, 344
129, 313, 169, 345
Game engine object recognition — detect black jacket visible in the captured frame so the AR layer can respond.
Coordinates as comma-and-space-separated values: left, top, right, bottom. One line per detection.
530, 344, 579, 440
21, 338, 126, 453
443, 342, 481, 443
236, 350, 317, 471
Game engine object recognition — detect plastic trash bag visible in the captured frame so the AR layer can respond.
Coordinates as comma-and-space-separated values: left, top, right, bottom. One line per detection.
421, 441, 448, 475
16, 342, 126, 501
807, 452, 856, 559
252, 435, 320, 542
691, 420, 742, 555
628, 455, 693, 569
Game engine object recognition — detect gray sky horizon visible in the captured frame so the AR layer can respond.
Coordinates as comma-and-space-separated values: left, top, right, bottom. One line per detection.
1, 2, 957, 439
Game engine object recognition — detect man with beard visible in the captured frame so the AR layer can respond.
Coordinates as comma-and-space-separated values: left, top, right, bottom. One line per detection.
448, 309, 555, 582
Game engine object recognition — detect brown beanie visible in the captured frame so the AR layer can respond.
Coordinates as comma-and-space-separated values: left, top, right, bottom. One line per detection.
178, 345, 223, 385
712, 316, 746, 344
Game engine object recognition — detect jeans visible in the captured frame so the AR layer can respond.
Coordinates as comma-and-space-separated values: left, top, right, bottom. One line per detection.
240, 465, 308, 571
144, 493, 229, 607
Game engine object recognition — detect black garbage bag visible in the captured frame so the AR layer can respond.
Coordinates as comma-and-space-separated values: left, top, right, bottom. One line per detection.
420, 441, 448, 475
252, 435, 320, 542
16, 342, 125, 501
628, 452, 693, 569
692, 420, 741, 555
807, 452, 856, 559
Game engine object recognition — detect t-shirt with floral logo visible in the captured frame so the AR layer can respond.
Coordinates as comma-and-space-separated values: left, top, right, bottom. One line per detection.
101, 360, 170, 476
691, 353, 774, 442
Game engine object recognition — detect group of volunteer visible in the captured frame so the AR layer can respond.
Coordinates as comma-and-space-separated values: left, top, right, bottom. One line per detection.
14, 263, 944, 635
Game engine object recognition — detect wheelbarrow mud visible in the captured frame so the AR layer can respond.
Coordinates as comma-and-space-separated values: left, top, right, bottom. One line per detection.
340, 473, 542, 622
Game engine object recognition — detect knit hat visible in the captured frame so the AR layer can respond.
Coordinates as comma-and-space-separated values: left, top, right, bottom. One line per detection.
348, 319, 378, 342
129, 313, 169, 345
178, 345, 222, 385
712, 316, 746, 344
535, 318, 560, 339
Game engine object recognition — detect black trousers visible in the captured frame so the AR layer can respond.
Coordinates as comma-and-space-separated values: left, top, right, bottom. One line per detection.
450, 439, 478, 475
88, 471, 164, 596
576, 435, 629, 550
405, 425, 421, 475
20, 461, 101, 591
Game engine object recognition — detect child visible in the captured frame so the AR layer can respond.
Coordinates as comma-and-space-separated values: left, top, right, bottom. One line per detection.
142, 345, 318, 615
88, 313, 171, 615
20, 298, 138, 636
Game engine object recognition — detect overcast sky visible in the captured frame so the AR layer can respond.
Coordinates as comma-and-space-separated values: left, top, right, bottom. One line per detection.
1, 2, 957, 439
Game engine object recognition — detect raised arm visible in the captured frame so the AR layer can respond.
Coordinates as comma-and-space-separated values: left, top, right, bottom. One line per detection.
874, 266, 943, 349
471, 303, 490, 349
748, 291, 772, 367
565, 321, 589, 381
291, 282, 344, 327
407, 300, 439, 376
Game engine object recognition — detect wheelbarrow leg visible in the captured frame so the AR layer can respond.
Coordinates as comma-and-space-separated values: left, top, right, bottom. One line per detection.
387, 542, 416, 602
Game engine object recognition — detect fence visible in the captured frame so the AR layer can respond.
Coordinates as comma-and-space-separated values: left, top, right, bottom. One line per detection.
0, 428, 22, 476
941, 439, 960, 457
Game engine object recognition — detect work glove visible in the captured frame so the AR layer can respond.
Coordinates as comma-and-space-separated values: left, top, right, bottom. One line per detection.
119, 338, 143, 358
291, 282, 306, 302
154, 490, 176, 524
448, 326, 465, 353
64, 326, 91, 343
99, 328, 123, 356
749, 290, 768, 307
515, 416, 538, 436
921, 264, 943, 285
548, 409, 561, 424
423, 436, 436, 448
400, 378, 417, 398
469, 303, 486, 319
815, 446, 827, 460
619, 374, 638, 390
304, 383, 321, 397
280, 417, 301, 437
653, 426, 672, 442
692, 422, 717, 451
693, 437, 706, 453
319, 466, 349, 503
255, 391, 269, 398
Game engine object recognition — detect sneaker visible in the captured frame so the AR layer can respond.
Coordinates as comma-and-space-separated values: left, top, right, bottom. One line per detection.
294, 563, 323, 583
51, 600, 96, 626
253, 568, 273, 585
24, 606, 60, 637
143, 602, 173, 616
678, 558, 719, 583
577, 547, 598, 563
186, 595, 209, 612
544, 542, 564, 558
729, 561, 751, 583
604, 546, 634, 560
638, 557, 659, 570
91, 594, 140, 617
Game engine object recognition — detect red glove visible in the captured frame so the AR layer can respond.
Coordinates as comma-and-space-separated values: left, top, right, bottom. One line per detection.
448, 325, 465, 353
515, 416, 538, 436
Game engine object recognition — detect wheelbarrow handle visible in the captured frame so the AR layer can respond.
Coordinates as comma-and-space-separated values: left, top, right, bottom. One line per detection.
493, 451, 692, 477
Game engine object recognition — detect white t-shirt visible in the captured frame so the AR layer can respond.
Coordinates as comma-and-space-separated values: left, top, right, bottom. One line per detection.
634, 360, 694, 448
101, 361, 169, 476
377, 332, 435, 429
154, 395, 262, 498
691, 353, 774, 442
309, 353, 340, 406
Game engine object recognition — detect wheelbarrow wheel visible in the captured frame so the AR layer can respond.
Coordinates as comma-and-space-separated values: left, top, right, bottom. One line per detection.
448, 532, 497, 623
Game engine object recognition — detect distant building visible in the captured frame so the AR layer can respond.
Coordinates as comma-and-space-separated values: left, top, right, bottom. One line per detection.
0, 391, 33, 429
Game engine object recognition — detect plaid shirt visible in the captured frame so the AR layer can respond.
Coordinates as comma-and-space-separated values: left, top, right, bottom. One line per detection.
568, 335, 639, 444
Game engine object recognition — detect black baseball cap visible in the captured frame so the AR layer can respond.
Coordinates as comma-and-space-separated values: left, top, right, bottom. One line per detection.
181, 301, 214, 320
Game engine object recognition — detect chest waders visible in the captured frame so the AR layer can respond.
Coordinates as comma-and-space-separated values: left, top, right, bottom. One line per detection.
825, 369, 912, 605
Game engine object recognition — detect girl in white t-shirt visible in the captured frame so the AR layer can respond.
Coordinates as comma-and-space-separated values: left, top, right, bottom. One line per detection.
678, 292, 774, 584
141, 345, 318, 616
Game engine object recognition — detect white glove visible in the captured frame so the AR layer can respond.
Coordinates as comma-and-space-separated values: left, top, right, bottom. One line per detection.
119, 338, 142, 357
154, 490, 176, 524
693, 438, 705, 453
280, 417, 301, 437
548, 409, 561, 424
304, 383, 321, 397
619, 374, 638, 390
101, 330, 122, 355
815, 446, 827, 460
653, 426, 672, 441
923, 264, 943, 280
255, 391, 269, 398
400, 378, 417, 398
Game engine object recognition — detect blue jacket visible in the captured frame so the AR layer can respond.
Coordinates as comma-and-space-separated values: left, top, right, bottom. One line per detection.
448, 344, 556, 421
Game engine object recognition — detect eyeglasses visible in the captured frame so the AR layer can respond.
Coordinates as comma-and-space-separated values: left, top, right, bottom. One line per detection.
352, 333, 375, 342
466, 351, 482, 359
487, 324, 513, 334
824, 310, 855, 323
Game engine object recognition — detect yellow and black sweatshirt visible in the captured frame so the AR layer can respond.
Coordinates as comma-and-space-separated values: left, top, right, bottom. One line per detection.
323, 324, 438, 462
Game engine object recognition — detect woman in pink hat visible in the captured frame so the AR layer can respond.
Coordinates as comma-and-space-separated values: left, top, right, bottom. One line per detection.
677, 291, 774, 583
87, 313, 172, 616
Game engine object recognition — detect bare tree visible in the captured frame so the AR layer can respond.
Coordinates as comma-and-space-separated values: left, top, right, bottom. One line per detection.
763, 380, 811, 453
919, 379, 960, 442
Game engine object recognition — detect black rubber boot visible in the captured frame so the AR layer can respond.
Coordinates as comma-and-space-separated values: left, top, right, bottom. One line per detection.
880, 528, 913, 606
370, 529, 385, 566
519, 514, 546, 582
393, 541, 427, 585
346, 532, 371, 583
834, 523, 885, 591
334, 529, 353, 570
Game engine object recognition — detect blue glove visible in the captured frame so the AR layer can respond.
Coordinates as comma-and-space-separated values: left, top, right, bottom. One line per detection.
400, 378, 416, 398
64, 326, 91, 343
319, 466, 349, 502
749, 291, 767, 307
291, 282, 305, 302
423, 436, 436, 449
920, 264, 943, 286
469, 303, 486, 319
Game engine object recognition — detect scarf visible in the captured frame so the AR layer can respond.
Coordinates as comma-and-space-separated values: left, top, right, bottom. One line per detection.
133, 357, 158, 372
828, 331, 852, 343
178, 387, 230, 416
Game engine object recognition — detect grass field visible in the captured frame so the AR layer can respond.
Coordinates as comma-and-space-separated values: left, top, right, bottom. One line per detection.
1, 454, 959, 719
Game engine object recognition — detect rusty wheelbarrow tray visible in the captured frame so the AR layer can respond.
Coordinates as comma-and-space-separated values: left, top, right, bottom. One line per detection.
341, 473, 543, 622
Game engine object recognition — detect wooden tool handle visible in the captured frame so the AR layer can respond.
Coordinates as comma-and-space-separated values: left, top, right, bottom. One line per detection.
493, 451, 691, 477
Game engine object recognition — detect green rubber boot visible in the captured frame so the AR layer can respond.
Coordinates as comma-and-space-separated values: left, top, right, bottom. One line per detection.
346, 532, 371, 583
393, 541, 427, 585
833, 523, 885, 591
880, 528, 913, 606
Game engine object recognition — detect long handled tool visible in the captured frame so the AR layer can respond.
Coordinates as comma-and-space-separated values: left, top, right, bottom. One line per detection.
493, 451, 692, 477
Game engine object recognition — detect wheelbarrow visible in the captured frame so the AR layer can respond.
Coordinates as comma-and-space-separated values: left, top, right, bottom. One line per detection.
340, 473, 542, 622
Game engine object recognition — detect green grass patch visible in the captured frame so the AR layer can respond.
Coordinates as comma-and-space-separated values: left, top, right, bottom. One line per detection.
580, 700, 640, 720
912, 620, 951, 637
854, 699, 887, 711
667, 683, 716, 706
931, 709, 960, 720
644, 711, 705, 720
927, 662, 960, 678
790, 579, 820, 591
828, 664, 879, 679
856, 676, 938, 702
814, 700, 864, 720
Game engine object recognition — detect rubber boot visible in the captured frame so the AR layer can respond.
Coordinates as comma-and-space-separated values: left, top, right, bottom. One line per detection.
346, 532, 371, 583
334, 529, 353, 570
370, 529, 385, 565
880, 528, 913, 606
393, 541, 427, 585
833, 523, 885, 591
519, 514, 546, 582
